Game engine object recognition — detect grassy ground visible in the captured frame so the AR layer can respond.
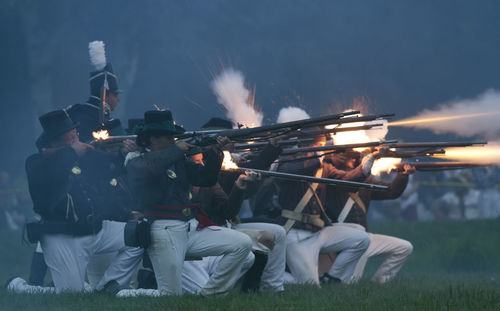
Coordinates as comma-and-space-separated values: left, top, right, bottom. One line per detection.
0, 218, 499, 310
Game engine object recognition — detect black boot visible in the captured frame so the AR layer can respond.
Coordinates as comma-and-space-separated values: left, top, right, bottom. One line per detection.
241, 252, 268, 293
319, 273, 342, 284
28, 251, 47, 286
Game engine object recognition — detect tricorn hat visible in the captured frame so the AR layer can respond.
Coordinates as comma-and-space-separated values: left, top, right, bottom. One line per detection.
36, 110, 79, 149
201, 117, 233, 130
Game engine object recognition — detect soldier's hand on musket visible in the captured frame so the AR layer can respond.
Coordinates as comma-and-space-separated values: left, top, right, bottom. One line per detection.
372, 146, 390, 158
176, 140, 195, 152
71, 141, 94, 156
235, 171, 261, 189
216, 136, 232, 148
401, 164, 416, 175
120, 139, 138, 154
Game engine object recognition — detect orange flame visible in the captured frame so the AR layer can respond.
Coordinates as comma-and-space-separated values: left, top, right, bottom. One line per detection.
388, 112, 498, 127
433, 143, 500, 164
222, 151, 239, 169
371, 158, 402, 176
92, 130, 110, 141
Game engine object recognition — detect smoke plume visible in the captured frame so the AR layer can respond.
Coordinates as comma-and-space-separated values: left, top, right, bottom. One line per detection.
211, 68, 263, 128
277, 107, 310, 123
390, 89, 500, 138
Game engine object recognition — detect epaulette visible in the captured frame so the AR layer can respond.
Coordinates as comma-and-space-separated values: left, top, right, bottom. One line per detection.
124, 151, 142, 167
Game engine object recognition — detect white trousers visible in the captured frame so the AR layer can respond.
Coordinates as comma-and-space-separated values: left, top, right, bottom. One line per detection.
352, 233, 413, 283
286, 223, 370, 284
181, 252, 255, 295
40, 220, 143, 293
233, 222, 287, 292
86, 252, 118, 289
148, 218, 252, 296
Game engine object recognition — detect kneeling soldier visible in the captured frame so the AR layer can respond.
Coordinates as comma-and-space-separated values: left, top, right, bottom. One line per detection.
14, 110, 143, 293
126, 110, 252, 296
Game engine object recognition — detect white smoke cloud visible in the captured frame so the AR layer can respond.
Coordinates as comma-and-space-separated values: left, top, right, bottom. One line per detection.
277, 107, 310, 123
211, 68, 263, 128
392, 89, 500, 138
88, 41, 106, 71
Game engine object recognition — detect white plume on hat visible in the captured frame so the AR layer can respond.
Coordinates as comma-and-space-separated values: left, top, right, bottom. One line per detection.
277, 107, 310, 123
88, 41, 106, 71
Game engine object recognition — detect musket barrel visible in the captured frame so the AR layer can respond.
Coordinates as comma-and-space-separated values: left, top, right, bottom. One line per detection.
387, 141, 487, 148
235, 167, 388, 191
281, 140, 398, 155
393, 161, 491, 171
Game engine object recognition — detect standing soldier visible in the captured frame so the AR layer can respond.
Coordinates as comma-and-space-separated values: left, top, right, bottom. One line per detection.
66, 40, 124, 143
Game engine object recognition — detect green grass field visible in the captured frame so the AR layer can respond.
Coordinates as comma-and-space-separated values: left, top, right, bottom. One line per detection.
1, 218, 499, 310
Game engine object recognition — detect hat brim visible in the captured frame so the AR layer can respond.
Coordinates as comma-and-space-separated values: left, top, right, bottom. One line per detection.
36, 121, 79, 149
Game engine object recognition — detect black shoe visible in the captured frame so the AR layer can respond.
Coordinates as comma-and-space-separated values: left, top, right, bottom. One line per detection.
99, 280, 126, 295
319, 273, 341, 284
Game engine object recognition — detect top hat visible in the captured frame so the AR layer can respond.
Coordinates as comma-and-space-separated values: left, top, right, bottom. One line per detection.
201, 117, 233, 130
36, 110, 79, 148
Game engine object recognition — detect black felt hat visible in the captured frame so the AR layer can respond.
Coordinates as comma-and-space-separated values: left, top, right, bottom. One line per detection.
136, 110, 185, 135
36, 110, 79, 148
201, 117, 233, 130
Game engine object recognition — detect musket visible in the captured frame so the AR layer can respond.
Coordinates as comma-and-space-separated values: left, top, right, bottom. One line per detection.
285, 123, 385, 138
226, 167, 389, 191
179, 112, 395, 145
385, 141, 487, 149
392, 162, 491, 172
281, 140, 399, 155
383, 149, 446, 158
90, 135, 137, 147
232, 138, 315, 150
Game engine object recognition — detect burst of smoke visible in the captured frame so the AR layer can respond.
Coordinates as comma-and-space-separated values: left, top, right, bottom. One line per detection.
390, 89, 500, 139
211, 68, 263, 128
277, 107, 310, 123
328, 113, 388, 145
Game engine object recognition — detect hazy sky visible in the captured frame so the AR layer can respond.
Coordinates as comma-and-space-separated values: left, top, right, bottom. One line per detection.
1, 0, 500, 172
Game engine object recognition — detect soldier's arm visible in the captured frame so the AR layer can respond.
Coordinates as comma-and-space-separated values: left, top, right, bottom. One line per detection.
127, 145, 185, 176
185, 148, 223, 186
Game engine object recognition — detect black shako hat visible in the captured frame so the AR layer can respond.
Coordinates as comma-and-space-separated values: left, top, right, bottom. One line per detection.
89, 63, 122, 98
36, 110, 79, 149
201, 117, 233, 130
